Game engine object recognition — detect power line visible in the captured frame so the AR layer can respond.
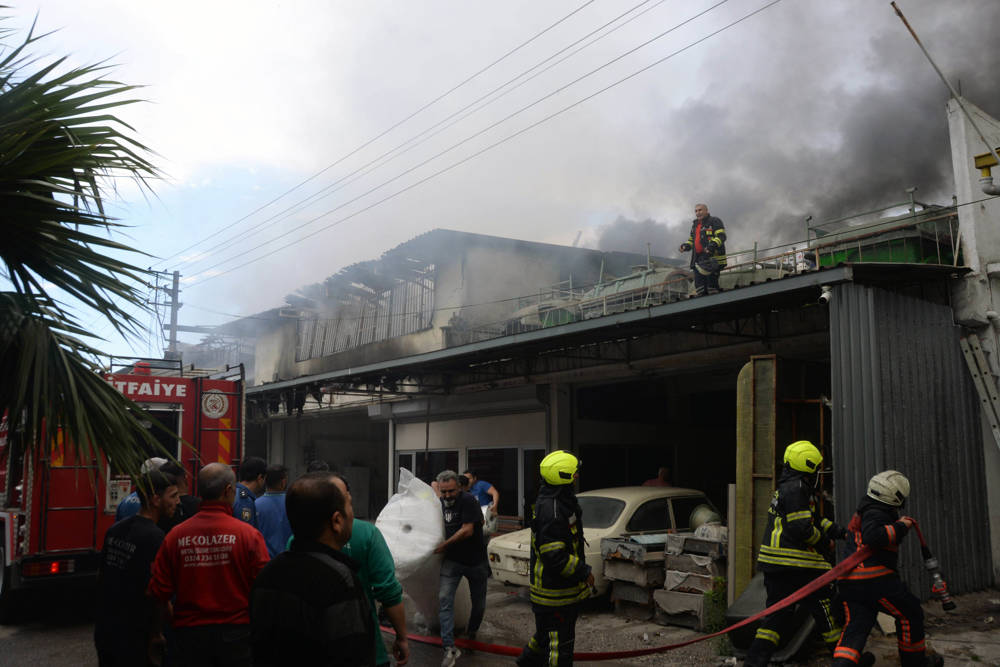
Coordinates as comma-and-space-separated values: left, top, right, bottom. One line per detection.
178, 0, 667, 272
152, 0, 599, 269
186, 0, 750, 284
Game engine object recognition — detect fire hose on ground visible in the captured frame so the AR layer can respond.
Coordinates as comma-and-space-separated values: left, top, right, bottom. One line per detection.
383, 546, 870, 659
383, 518, 956, 660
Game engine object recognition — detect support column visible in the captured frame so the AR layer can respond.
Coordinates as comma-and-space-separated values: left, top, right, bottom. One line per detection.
547, 383, 572, 453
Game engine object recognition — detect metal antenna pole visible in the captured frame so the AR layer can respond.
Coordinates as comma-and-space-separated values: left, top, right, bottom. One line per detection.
891, 2, 1000, 167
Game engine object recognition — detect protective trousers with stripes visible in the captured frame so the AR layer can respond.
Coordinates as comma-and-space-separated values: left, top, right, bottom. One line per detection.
516, 604, 579, 667
744, 569, 842, 667
833, 576, 927, 667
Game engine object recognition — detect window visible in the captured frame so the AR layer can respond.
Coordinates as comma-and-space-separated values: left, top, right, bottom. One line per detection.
578, 496, 626, 529
626, 497, 672, 533
296, 267, 436, 361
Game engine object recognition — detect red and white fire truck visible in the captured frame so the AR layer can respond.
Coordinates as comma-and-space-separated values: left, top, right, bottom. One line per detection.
0, 360, 244, 621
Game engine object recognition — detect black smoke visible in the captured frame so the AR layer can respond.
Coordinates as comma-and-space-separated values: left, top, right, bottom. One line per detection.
594, 215, 680, 256
643, 0, 1000, 251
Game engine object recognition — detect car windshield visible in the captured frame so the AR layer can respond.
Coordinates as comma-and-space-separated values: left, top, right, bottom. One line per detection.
578, 496, 626, 529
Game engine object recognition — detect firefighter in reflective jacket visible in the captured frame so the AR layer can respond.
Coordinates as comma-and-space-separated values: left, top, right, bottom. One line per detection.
517, 450, 593, 667
678, 203, 727, 296
832, 471, 942, 667
744, 441, 846, 667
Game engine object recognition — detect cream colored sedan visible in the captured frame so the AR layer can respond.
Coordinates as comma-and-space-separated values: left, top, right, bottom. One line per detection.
487, 486, 716, 595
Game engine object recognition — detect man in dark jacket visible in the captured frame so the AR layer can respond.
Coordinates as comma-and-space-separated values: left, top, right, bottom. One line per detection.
95, 469, 179, 666
678, 203, 727, 296
250, 472, 375, 666
744, 441, 846, 667
832, 471, 942, 667
517, 450, 593, 667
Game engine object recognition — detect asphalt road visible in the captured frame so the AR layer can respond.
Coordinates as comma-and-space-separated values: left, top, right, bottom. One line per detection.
0, 585, 520, 667
0, 584, 675, 666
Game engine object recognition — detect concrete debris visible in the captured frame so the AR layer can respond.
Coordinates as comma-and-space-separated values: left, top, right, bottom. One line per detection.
876, 611, 897, 636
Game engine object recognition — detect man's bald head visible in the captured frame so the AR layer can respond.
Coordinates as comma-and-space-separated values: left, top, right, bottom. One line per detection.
199, 462, 236, 501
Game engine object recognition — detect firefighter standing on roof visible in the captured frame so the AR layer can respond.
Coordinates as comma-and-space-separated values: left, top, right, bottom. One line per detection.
516, 450, 593, 667
678, 203, 727, 296
832, 471, 942, 667
744, 440, 846, 667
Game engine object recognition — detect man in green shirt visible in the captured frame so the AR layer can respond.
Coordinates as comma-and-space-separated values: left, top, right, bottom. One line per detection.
344, 518, 409, 667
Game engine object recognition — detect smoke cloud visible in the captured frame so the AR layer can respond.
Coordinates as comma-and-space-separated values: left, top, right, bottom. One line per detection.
635, 0, 1000, 252
594, 216, 679, 257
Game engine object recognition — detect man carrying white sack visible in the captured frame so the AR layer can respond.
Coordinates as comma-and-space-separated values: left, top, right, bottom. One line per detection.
433, 470, 488, 667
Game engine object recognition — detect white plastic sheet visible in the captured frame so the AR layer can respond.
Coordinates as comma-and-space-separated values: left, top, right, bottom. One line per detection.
376, 468, 471, 631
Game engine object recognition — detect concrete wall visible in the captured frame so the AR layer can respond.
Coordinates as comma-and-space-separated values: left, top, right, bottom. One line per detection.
395, 412, 546, 455
455, 244, 581, 327
948, 96, 1000, 581
251, 322, 296, 385
267, 413, 388, 520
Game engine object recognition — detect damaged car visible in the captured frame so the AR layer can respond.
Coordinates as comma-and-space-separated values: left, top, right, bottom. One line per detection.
487, 486, 720, 595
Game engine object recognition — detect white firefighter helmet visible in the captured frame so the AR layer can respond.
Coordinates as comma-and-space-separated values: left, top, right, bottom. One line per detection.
867, 470, 910, 507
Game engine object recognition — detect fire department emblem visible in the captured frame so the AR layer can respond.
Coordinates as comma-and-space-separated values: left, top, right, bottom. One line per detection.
201, 390, 229, 419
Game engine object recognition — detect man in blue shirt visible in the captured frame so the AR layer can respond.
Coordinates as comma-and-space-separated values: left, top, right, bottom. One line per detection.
255, 464, 292, 558
234, 457, 266, 527
462, 470, 499, 516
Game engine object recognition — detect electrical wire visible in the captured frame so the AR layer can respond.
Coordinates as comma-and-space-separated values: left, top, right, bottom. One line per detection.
177, 0, 668, 272
184, 0, 771, 286
152, 0, 599, 269
183, 0, 726, 276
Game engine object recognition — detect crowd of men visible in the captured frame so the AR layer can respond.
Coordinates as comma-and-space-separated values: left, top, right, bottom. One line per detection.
95, 445, 937, 667
94, 457, 408, 667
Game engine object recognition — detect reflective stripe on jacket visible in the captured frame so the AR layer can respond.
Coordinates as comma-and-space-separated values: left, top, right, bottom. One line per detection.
757, 469, 840, 572
528, 484, 591, 607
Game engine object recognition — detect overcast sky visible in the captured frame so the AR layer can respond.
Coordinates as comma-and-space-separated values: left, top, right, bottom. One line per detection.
7, 0, 1000, 356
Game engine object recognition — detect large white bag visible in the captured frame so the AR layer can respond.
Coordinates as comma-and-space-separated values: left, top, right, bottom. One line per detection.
376, 468, 471, 631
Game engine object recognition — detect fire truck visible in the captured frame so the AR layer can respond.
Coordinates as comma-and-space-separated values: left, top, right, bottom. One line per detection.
0, 359, 244, 621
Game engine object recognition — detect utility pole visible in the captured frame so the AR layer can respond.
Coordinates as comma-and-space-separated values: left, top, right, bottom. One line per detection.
166, 270, 181, 360
150, 269, 183, 360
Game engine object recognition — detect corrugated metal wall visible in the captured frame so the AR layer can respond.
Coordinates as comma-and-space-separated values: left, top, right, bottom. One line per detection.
830, 282, 992, 594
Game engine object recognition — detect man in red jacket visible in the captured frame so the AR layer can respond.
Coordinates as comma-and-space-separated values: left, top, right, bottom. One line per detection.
148, 462, 270, 667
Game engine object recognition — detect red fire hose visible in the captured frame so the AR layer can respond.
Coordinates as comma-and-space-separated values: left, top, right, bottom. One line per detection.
383, 545, 873, 660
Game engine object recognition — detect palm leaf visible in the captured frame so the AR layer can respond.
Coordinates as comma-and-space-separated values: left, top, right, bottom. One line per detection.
0, 14, 183, 478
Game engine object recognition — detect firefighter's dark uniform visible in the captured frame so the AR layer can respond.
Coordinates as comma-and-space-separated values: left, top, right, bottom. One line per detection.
682, 215, 727, 295
516, 483, 591, 667
832, 498, 929, 666
233, 482, 258, 527
744, 468, 844, 666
